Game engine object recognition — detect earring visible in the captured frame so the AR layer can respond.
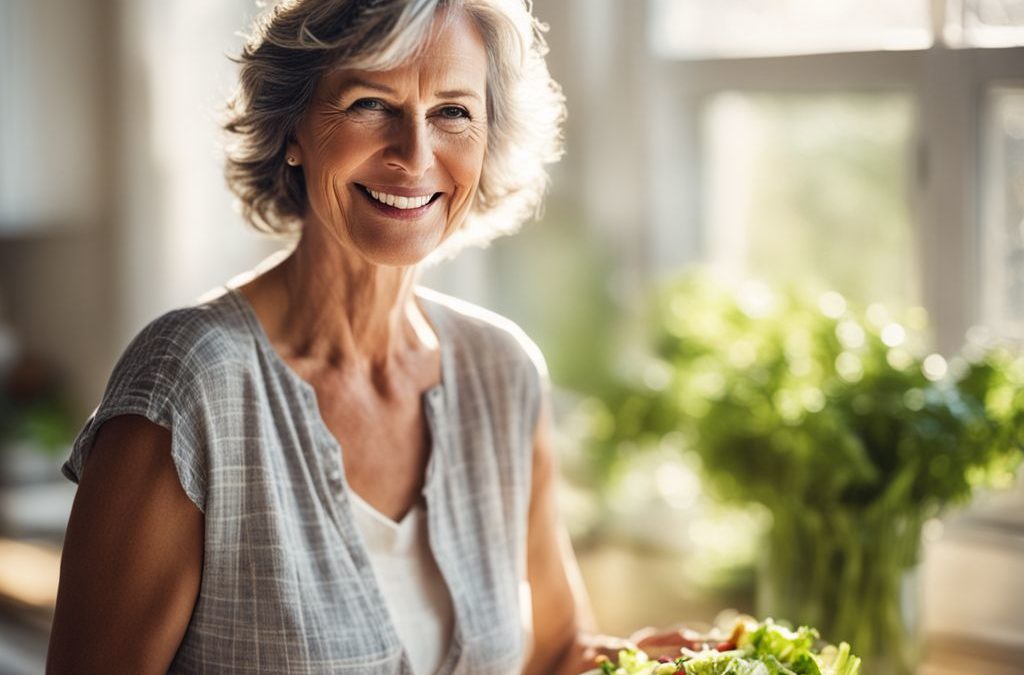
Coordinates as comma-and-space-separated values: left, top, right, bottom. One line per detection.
286, 156, 298, 166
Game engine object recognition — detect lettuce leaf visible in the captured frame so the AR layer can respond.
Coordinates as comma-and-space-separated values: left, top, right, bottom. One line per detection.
684, 653, 770, 675
817, 642, 861, 675
596, 620, 859, 675
741, 620, 819, 664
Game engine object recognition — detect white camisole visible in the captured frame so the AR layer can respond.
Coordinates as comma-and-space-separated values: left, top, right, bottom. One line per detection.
350, 491, 455, 675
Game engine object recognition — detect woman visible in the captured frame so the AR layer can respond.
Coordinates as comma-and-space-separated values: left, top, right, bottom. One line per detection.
48, 1, 684, 673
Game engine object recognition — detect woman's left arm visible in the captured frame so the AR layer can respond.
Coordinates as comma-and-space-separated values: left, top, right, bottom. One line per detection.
522, 398, 625, 675
522, 397, 700, 675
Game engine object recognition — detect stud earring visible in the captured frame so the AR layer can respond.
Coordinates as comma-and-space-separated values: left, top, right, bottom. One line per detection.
286, 156, 298, 166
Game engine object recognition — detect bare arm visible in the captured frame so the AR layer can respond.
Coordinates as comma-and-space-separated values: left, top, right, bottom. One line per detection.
47, 415, 204, 675
521, 399, 702, 675
521, 398, 606, 675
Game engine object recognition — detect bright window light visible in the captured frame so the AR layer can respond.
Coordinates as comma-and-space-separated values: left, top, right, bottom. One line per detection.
649, 0, 933, 59
946, 0, 1024, 47
702, 92, 919, 310
981, 88, 1024, 336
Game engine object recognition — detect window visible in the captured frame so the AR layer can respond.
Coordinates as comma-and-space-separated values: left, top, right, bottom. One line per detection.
981, 87, 1024, 336
948, 0, 1024, 47
702, 92, 918, 310
645, 0, 1024, 348
649, 0, 932, 59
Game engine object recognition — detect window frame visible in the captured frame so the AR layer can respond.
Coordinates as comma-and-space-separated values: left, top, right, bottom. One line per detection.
641, 1, 1024, 353
979, 81, 1024, 340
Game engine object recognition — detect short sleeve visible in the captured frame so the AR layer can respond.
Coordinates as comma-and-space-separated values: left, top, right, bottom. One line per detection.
61, 310, 210, 512
514, 330, 547, 444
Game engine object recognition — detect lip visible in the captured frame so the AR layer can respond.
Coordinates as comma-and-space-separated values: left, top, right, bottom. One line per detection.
354, 184, 443, 220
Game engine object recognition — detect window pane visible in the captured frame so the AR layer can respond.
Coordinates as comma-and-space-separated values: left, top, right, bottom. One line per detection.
702, 93, 919, 310
981, 88, 1024, 335
947, 0, 1024, 47
650, 0, 932, 59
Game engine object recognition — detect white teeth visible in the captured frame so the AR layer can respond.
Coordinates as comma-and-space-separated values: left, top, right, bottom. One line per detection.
366, 188, 433, 210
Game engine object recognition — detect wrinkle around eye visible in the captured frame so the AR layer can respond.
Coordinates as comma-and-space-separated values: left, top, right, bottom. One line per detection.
443, 119, 487, 143
433, 113, 486, 133
311, 106, 387, 144
310, 113, 346, 155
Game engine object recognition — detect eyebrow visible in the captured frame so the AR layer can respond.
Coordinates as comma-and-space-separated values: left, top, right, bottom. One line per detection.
435, 89, 483, 102
336, 77, 398, 97
335, 78, 482, 103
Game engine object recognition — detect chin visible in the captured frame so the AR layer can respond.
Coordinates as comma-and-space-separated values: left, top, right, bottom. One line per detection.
347, 226, 445, 267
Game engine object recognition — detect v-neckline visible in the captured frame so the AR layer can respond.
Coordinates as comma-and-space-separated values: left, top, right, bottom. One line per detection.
351, 484, 421, 531
225, 282, 449, 503
225, 285, 463, 674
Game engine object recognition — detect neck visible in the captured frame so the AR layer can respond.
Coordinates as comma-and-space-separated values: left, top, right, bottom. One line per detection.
262, 226, 436, 373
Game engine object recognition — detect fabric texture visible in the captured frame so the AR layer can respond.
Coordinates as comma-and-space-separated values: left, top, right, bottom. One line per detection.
62, 286, 544, 674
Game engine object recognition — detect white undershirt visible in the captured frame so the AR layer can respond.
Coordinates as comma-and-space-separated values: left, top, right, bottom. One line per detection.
350, 492, 455, 675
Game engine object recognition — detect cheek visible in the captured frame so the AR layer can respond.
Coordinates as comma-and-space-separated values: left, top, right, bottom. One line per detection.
305, 115, 383, 177
444, 130, 487, 189
304, 129, 376, 214
439, 135, 486, 236
313, 136, 369, 184
305, 162, 350, 227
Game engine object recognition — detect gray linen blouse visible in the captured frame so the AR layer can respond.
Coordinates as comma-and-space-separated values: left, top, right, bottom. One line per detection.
62, 286, 544, 674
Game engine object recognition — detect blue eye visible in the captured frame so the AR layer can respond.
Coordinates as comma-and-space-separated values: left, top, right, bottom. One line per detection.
352, 99, 385, 111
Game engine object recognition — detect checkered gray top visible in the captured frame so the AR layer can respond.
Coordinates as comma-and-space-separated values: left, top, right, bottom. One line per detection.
63, 286, 544, 674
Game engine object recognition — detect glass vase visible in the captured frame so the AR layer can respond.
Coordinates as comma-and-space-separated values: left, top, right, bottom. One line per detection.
755, 508, 924, 675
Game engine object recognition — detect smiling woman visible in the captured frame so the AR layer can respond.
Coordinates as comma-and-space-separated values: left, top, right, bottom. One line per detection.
291, 14, 490, 266
43, 1, 690, 675
224, 0, 564, 258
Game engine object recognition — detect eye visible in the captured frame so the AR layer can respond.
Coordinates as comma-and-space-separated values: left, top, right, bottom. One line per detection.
351, 98, 386, 112
438, 106, 470, 120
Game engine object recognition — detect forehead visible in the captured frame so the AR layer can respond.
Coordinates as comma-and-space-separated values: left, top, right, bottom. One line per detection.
324, 11, 488, 95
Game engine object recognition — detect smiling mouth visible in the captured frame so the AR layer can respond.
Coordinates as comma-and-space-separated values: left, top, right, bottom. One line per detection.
357, 184, 443, 212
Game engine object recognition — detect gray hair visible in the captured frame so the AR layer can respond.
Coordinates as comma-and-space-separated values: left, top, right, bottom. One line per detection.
224, 0, 566, 258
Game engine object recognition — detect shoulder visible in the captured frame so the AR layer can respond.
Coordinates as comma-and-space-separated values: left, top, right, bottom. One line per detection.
108, 289, 253, 401
416, 287, 548, 381
63, 289, 251, 505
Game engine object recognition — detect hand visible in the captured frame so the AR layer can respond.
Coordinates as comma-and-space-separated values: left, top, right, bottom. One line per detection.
554, 632, 634, 674
559, 627, 703, 673
628, 626, 705, 661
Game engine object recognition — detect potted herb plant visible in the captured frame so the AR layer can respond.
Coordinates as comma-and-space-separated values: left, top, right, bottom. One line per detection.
588, 273, 1024, 675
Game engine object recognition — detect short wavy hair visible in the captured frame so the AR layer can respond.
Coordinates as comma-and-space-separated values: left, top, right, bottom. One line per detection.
224, 0, 565, 257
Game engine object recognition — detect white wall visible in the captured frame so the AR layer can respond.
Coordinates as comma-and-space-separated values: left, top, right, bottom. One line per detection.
0, 0, 114, 413
0, 0, 282, 414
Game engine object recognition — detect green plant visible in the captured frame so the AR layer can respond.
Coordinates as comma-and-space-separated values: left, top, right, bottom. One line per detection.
585, 272, 1024, 674
0, 357, 76, 456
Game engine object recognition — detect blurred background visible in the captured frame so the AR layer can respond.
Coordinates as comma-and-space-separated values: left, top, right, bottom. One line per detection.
1, 0, 1023, 673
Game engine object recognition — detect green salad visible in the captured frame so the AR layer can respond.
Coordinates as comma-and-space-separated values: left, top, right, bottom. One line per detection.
593, 618, 861, 675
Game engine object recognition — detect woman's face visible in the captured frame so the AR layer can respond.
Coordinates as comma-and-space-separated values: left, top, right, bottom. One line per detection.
293, 12, 489, 267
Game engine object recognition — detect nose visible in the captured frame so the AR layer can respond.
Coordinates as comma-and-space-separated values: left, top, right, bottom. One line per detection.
384, 115, 434, 177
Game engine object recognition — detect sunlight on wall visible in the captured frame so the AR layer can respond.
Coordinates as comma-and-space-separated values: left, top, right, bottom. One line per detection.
119, 0, 278, 332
